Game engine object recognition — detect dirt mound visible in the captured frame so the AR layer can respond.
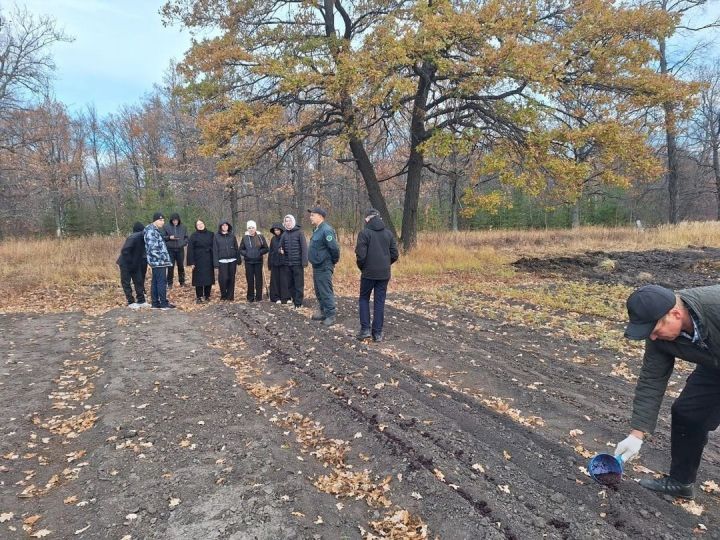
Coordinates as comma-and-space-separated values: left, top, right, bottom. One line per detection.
514, 247, 720, 289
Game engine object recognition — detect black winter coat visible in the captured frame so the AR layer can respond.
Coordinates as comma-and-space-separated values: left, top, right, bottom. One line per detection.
116, 231, 146, 271
279, 226, 308, 267
355, 217, 399, 280
213, 221, 240, 267
268, 224, 285, 269
239, 233, 269, 264
187, 229, 215, 286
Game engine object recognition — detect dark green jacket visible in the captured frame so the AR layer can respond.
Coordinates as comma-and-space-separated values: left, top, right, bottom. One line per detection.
308, 221, 340, 268
632, 286, 720, 434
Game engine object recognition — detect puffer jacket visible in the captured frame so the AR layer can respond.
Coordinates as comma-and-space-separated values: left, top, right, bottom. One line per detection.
116, 222, 146, 270
239, 232, 269, 264
163, 213, 188, 249
355, 216, 399, 280
213, 220, 240, 267
279, 225, 308, 267
144, 223, 171, 268
632, 285, 720, 434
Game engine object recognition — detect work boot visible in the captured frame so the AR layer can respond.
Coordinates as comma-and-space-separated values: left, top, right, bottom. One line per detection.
311, 310, 325, 321
638, 476, 694, 499
372, 332, 384, 343
322, 316, 336, 327
356, 329, 372, 341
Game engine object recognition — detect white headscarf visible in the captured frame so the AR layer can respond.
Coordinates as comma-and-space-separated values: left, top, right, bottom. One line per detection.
283, 214, 296, 229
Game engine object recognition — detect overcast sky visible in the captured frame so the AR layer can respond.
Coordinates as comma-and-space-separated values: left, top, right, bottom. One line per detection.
15, 0, 720, 118
19, 0, 192, 115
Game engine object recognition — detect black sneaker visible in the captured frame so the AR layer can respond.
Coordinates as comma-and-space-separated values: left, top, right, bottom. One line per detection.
322, 316, 336, 327
372, 332, 384, 342
639, 476, 694, 499
160, 303, 177, 310
195, 298, 203, 304
311, 310, 325, 321
356, 329, 372, 341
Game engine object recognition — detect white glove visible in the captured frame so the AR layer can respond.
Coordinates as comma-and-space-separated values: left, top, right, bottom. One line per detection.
615, 434, 643, 463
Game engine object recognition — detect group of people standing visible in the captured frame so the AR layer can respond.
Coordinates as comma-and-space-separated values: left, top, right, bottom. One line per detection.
116, 206, 398, 341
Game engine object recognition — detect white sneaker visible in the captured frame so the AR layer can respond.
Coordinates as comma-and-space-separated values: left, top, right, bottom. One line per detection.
128, 302, 139, 309
136, 302, 151, 309
275, 300, 282, 304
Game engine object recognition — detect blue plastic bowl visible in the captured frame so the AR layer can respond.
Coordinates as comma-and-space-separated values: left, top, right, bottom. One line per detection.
588, 453, 624, 486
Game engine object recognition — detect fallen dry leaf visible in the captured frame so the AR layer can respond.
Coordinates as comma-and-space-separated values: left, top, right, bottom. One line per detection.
498, 484, 511, 494
168, 497, 181, 508
433, 468, 445, 482
701, 480, 720, 494
411, 492, 423, 500
31, 530, 51, 538
314, 516, 324, 525
74, 524, 90, 535
675, 499, 704, 516
631, 464, 655, 475
24, 515, 41, 526
503, 450, 512, 461
0, 512, 13, 522
569, 429, 584, 437
471, 463, 485, 473
63, 496, 78, 505
291, 511, 305, 518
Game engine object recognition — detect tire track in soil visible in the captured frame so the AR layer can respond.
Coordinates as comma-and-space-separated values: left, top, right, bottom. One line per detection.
220, 302, 692, 539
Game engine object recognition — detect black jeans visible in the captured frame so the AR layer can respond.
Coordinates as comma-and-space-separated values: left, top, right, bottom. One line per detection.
359, 278, 389, 335
670, 364, 720, 484
269, 265, 291, 302
218, 262, 237, 300
245, 262, 264, 301
195, 285, 212, 300
288, 265, 305, 307
119, 265, 146, 304
167, 247, 185, 285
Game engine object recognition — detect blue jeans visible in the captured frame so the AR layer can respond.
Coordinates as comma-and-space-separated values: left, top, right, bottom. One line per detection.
151, 266, 168, 307
359, 278, 389, 335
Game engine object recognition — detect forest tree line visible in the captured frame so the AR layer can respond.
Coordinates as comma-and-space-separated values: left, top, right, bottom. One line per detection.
1, 1, 720, 249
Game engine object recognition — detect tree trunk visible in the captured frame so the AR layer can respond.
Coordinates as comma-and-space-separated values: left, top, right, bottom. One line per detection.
712, 121, 720, 219
659, 36, 680, 224
449, 154, 460, 232
348, 136, 397, 238
571, 199, 581, 229
228, 179, 238, 232
402, 62, 434, 251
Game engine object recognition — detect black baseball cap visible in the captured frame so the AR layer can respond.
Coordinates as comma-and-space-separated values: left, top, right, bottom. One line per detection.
307, 207, 327, 217
624, 285, 676, 340
365, 208, 380, 218
152, 212, 165, 221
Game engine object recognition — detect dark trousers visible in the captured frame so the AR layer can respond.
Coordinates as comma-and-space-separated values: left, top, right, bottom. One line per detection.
218, 262, 237, 300
288, 265, 305, 307
167, 247, 185, 285
359, 278, 389, 335
195, 285, 212, 300
245, 262, 264, 301
313, 264, 336, 317
269, 265, 291, 302
670, 364, 720, 484
150, 266, 168, 307
120, 265, 146, 304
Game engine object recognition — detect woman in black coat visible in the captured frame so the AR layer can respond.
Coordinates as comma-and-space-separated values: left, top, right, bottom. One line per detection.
186, 219, 215, 303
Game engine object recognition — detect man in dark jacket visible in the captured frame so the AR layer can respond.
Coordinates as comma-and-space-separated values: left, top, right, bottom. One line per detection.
354, 208, 399, 342
116, 221, 147, 308
163, 212, 188, 288
308, 207, 340, 326
279, 214, 308, 308
614, 284, 720, 499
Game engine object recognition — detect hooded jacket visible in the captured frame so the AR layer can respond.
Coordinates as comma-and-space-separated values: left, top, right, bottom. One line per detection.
163, 213, 188, 249
213, 220, 240, 267
239, 230, 269, 264
116, 222, 146, 270
279, 215, 308, 267
144, 222, 172, 268
631, 285, 720, 434
355, 216, 399, 280
268, 223, 285, 269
